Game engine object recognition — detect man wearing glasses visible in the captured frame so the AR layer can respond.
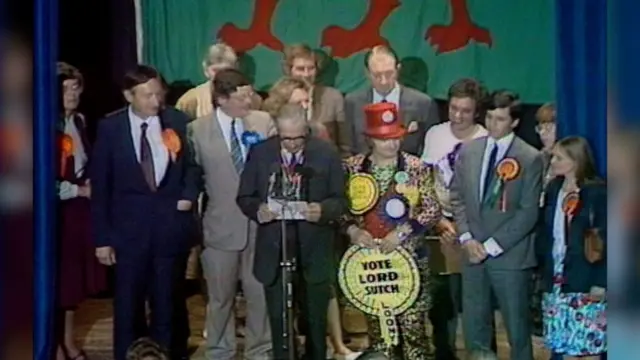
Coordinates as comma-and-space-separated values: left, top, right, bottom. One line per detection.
237, 104, 347, 360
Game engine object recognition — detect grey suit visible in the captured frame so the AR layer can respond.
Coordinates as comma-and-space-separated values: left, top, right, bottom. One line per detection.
188, 110, 275, 360
450, 136, 543, 360
344, 85, 440, 155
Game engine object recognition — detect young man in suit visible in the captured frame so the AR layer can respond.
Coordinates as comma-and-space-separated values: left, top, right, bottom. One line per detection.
345, 45, 440, 156
188, 68, 274, 360
236, 104, 347, 360
91, 65, 200, 360
449, 90, 543, 360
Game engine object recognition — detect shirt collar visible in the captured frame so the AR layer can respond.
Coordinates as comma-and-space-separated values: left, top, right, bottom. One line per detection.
216, 107, 234, 124
128, 106, 158, 125
373, 83, 400, 100
487, 131, 515, 149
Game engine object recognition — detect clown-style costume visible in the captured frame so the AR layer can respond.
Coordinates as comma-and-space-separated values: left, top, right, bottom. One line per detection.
341, 103, 442, 359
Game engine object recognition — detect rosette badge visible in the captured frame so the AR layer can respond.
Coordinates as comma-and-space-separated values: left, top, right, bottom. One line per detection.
486, 157, 521, 211
562, 191, 580, 218
162, 128, 181, 162
241, 131, 262, 147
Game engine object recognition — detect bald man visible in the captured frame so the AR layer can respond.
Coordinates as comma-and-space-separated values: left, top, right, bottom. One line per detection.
345, 46, 440, 155
236, 104, 347, 360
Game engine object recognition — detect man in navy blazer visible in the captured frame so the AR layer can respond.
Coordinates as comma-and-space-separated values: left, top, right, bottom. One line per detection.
90, 65, 200, 360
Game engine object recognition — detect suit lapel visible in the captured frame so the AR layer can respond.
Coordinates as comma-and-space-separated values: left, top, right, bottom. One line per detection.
156, 110, 172, 189
310, 85, 325, 123
365, 87, 374, 104
398, 86, 412, 125
470, 138, 488, 210
211, 111, 239, 180
122, 112, 149, 188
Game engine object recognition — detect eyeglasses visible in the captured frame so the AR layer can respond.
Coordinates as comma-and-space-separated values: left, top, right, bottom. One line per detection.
280, 135, 307, 142
535, 123, 556, 134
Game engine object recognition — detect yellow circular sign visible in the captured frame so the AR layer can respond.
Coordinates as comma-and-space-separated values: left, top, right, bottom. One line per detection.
403, 187, 420, 207
347, 173, 379, 215
338, 245, 421, 316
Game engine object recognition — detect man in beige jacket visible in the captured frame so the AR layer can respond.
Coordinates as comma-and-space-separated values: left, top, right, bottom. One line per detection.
188, 69, 274, 360
176, 42, 262, 120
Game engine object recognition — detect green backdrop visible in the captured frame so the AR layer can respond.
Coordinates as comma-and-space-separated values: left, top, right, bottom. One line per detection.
142, 0, 555, 103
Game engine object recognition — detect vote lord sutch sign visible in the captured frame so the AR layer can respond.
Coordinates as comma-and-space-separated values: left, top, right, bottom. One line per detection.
338, 245, 421, 347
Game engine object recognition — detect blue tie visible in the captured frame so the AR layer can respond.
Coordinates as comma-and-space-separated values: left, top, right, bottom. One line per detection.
230, 119, 244, 173
483, 144, 498, 200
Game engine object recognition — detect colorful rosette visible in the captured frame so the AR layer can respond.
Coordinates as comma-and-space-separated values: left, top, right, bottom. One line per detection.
241, 131, 262, 147
378, 194, 410, 227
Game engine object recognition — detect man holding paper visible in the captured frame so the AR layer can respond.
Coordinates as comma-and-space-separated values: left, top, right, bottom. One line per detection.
449, 90, 543, 360
236, 104, 347, 360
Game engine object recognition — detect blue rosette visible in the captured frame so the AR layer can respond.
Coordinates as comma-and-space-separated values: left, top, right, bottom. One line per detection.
241, 131, 262, 147
378, 194, 410, 227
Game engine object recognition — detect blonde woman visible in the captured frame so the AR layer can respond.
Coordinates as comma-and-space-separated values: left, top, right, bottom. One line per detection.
262, 77, 311, 118
263, 77, 360, 359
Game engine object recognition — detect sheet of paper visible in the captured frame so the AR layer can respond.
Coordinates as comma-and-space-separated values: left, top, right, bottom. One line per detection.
268, 197, 308, 220
483, 238, 504, 257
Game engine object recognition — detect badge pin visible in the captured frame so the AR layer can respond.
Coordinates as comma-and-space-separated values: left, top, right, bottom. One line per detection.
394, 171, 409, 184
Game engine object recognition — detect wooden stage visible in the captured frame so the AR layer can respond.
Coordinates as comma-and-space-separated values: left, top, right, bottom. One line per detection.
75, 294, 549, 359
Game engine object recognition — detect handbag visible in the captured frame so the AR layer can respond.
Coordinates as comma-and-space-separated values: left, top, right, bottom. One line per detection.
584, 205, 604, 263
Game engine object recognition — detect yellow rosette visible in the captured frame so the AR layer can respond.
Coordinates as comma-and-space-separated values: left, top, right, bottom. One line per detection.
338, 246, 421, 347
347, 173, 379, 215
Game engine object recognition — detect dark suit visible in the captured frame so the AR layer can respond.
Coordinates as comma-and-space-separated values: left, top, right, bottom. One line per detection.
236, 136, 347, 360
91, 107, 200, 360
536, 178, 607, 293
344, 86, 440, 156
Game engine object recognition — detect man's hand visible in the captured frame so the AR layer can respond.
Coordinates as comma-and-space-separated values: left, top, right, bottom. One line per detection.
379, 231, 403, 254
177, 200, 193, 211
257, 203, 278, 224
304, 202, 322, 223
78, 184, 91, 198
96, 246, 116, 266
436, 219, 457, 245
347, 226, 377, 248
462, 239, 487, 264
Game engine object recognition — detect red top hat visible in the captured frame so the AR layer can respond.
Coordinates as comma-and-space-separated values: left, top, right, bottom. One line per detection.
363, 102, 406, 139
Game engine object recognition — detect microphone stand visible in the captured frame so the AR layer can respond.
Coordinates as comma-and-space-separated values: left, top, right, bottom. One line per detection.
279, 200, 297, 360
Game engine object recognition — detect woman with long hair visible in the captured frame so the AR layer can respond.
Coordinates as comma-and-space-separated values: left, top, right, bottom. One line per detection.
537, 136, 607, 359
55, 62, 107, 360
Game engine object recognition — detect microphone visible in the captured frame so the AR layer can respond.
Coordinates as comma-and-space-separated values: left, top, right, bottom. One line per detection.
267, 162, 282, 197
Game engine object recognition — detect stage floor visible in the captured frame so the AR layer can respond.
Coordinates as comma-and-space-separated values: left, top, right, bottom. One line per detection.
75, 295, 550, 359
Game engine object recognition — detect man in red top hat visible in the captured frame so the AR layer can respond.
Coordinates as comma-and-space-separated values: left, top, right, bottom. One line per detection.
340, 102, 442, 359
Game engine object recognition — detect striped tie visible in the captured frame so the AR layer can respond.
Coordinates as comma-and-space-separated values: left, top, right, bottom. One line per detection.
230, 119, 244, 173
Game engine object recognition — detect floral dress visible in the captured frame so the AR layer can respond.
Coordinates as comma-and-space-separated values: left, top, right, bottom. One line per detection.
542, 190, 607, 356
342, 153, 442, 360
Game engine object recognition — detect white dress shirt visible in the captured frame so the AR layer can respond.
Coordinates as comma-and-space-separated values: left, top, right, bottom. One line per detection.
280, 149, 304, 166
129, 107, 169, 185
458, 132, 515, 256
479, 132, 515, 197
552, 188, 568, 260
216, 107, 248, 160
58, 115, 89, 200
373, 83, 400, 107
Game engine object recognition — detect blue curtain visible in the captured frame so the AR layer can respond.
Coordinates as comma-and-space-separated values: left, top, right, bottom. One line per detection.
555, 0, 607, 176
34, 0, 58, 358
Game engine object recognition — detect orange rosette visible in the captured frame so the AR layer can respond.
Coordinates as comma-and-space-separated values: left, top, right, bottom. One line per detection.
59, 134, 74, 177
562, 191, 580, 217
162, 128, 181, 162
496, 157, 520, 181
